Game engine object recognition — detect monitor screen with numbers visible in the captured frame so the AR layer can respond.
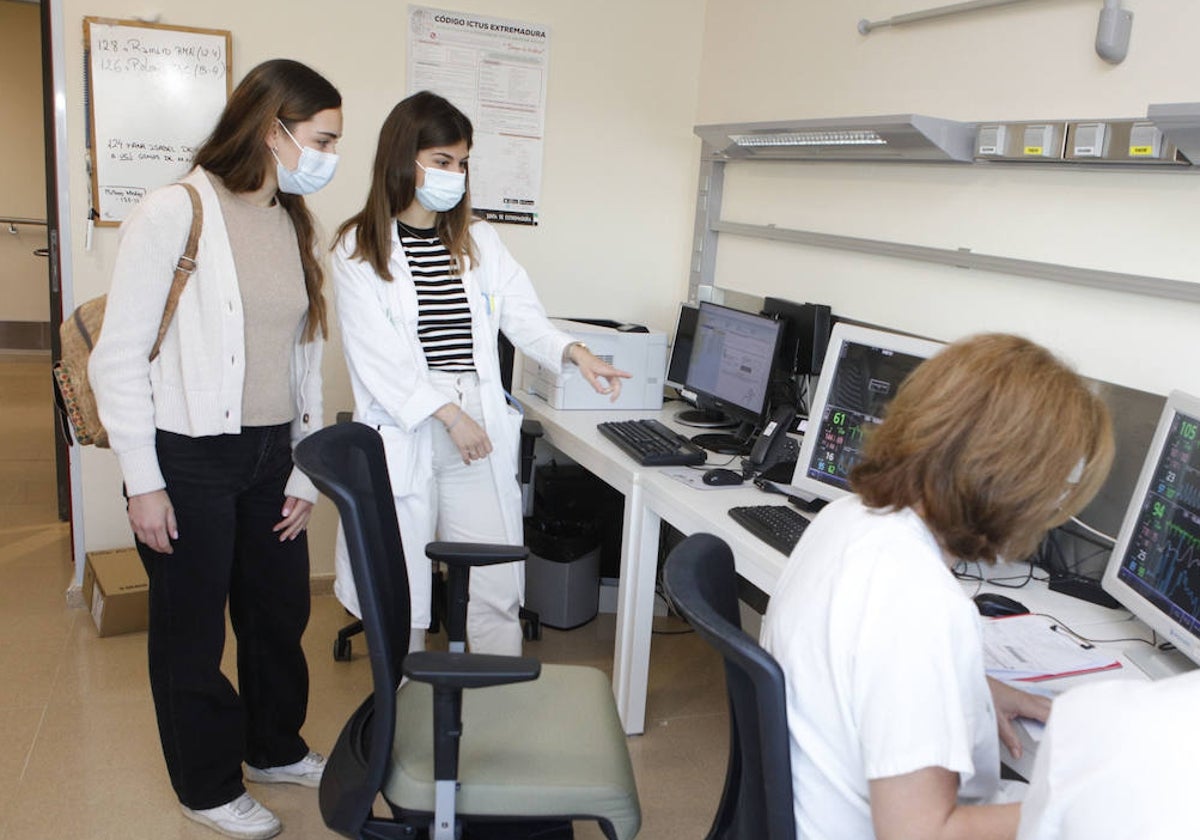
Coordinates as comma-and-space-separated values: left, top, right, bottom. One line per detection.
1102, 390, 1200, 678
788, 323, 943, 504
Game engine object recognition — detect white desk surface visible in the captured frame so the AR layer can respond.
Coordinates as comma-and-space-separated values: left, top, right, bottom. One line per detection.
966, 563, 1152, 778
516, 391, 1157, 752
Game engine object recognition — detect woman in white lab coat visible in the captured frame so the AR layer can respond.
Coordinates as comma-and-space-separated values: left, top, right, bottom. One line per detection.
332, 91, 628, 655
761, 334, 1115, 840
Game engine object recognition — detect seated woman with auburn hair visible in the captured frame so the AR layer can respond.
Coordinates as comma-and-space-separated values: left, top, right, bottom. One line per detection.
760, 333, 1114, 840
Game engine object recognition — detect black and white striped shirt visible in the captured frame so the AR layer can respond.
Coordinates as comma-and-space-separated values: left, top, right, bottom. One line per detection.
397, 221, 475, 372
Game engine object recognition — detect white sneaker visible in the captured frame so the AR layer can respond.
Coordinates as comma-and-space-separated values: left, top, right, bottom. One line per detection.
180, 793, 281, 840
244, 750, 326, 788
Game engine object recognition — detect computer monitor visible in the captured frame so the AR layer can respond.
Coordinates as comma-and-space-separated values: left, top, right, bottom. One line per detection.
1101, 390, 1200, 680
789, 323, 943, 504
680, 302, 783, 453
665, 303, 699, 391
761, 297, 832, 377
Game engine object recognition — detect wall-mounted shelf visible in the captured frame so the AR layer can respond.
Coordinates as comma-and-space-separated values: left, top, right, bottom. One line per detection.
694, 114, 976, 163
687, 102, 1200, 306
711, 220, 1200, 305
695, 102, 1200, 168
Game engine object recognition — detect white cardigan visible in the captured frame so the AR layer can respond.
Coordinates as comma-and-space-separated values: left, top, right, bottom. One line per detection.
89, 167, 323, 501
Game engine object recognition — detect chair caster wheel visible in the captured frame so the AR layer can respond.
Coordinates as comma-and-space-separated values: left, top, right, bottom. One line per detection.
522, 617, 541, 642
333, 637, 352, 661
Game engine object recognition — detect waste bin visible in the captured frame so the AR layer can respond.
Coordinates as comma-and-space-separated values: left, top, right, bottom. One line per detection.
523, 513, 600, 630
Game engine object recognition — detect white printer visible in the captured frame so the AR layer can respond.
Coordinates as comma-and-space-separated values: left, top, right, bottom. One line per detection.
520, 318, 666, 410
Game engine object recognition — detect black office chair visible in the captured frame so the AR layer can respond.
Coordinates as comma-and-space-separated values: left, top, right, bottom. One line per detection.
662, 533, 796, 840
295, 422, 641, 840
331, 414, 544, 661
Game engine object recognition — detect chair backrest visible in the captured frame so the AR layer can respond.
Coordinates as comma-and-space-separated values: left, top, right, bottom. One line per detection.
293, 422, 413, 837
662, 533, 796, 840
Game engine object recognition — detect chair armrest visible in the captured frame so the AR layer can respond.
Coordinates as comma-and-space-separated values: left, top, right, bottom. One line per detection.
405, 652, 542, 785
403, 651, 540, 689
425, 543, 530, 648
425, 542, 528, 567
520, 419, 543, 439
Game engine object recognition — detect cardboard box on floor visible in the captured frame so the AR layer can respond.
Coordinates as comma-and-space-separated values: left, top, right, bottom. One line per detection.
83, 548, 148, 636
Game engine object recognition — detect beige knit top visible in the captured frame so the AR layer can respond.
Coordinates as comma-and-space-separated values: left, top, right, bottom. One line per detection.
210, 173, 307, 426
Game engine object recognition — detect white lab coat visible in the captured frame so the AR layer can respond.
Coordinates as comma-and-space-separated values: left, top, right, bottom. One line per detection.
330, 219, 573, 625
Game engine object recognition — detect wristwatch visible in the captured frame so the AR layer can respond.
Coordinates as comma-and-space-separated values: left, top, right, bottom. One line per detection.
565, 340, 589, 363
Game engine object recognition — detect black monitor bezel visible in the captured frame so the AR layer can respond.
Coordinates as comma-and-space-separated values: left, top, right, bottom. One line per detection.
683, 301, 784, 430
665, 302, 699, 391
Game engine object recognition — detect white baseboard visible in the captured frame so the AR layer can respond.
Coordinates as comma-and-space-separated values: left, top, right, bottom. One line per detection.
65, 582, 84, 609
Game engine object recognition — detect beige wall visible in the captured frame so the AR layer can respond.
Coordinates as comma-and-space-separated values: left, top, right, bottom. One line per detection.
71, 0, 1198, 569
695, 1, 1200, 397
0, 0, 49, 324
64, 1, 708, 572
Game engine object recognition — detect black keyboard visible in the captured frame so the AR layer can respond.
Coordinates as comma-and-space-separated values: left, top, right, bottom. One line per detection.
597, 418, 707, 467
728, 505, 811, 555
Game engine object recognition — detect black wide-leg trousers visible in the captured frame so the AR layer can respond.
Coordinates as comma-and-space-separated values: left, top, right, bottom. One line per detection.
134, 424, 311, 810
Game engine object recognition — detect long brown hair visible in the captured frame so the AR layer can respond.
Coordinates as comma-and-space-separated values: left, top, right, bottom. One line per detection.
336, 91, 476, 278
193, 59, 341, 341
851, 333, 1114, 563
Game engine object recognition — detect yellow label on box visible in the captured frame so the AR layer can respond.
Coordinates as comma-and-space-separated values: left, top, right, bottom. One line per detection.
1129, 145, 1154, 157
1024, 146, 1044, 156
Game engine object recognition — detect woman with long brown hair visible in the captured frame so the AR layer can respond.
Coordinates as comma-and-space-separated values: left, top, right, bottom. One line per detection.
332, 91, 628, 655
90, 59, 342, 840
761, 333, 1114, 840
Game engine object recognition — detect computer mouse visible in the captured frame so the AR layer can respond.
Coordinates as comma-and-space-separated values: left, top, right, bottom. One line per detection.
973, 592, 1030, 618
702, 468, 745, 487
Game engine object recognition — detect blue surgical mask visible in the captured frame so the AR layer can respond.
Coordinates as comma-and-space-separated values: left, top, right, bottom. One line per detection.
272, 120, 338, 195
415, 160, 467, 212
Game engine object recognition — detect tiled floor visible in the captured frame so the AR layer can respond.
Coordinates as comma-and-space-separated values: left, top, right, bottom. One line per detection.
0, 356, 728, 839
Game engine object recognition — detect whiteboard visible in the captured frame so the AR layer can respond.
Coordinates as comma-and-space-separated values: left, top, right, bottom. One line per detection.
84, 18, 231, 225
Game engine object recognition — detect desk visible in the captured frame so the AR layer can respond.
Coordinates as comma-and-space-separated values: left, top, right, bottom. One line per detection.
965, 567, 1152, 778
516, 392, 798, 734
517, 392, 1158, 746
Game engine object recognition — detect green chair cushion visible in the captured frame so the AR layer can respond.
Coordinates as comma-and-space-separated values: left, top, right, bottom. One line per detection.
384, 663, 641, 840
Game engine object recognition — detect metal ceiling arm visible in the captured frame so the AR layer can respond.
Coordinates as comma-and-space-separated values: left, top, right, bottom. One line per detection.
858, 0, 1038, 34
859, 0, 1132, 65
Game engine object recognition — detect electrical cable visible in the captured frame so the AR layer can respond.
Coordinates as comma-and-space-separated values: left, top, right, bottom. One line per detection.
652, 581, 695, 635
1033, 612, 1156, 648
954, 556, 1045, 589
1066, 515, 1116, 546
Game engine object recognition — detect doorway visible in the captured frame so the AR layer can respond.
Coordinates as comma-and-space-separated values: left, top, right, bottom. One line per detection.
0, 0, 65, 523
0, 0, 84, 598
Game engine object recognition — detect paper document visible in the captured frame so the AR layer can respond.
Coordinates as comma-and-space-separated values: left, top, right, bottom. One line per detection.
982, 613, 1121, 681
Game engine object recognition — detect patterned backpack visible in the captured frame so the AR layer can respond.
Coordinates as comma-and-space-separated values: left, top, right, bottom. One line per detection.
52, 183, 202, 447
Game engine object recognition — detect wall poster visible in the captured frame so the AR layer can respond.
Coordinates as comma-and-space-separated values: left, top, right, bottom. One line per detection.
408, 6, 550, 226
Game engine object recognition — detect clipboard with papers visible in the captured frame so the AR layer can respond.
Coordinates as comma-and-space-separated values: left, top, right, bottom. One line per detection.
981, 612, 1122, 681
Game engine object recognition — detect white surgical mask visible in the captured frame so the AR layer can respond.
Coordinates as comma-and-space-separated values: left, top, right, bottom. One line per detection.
272, 119, 338, 195
415, 160, 466, 212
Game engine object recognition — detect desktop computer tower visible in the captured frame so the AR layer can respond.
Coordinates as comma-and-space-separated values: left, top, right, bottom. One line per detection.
530, 462, 623, 579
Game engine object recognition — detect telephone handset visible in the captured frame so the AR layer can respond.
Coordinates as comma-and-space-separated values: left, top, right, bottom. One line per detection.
748, 404, 798, 472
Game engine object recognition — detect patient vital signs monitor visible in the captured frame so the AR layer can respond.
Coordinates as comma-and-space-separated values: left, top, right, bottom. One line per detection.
789, 323, 943, 504
1102, 390, 1200, 679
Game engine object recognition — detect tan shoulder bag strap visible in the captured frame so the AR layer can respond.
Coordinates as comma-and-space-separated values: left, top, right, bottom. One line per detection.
148, 182, 203, 362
